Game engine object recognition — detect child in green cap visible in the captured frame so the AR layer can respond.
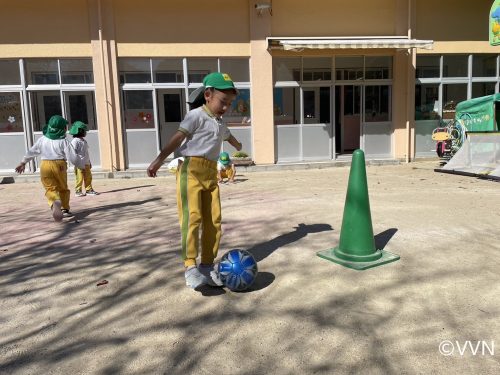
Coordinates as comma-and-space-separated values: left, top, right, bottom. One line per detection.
15, 115, 84, 222
147, 72, 243, 290
217, 151, 236, 183
69, 121, 99, 197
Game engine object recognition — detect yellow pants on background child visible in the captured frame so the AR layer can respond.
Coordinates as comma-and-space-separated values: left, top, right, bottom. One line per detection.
74, 165, 93, 193
40, 160, 70, 210
176, 156, 222, 268
220, 168, 235, 180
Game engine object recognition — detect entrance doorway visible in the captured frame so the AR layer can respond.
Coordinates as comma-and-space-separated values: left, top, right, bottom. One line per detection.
335, 85, 361, 155
157, 89, 185, 151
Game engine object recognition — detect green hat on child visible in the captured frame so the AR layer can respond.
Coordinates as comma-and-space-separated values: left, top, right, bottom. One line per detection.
69, 121, 88, 135
203, 72, 238, 93
42, 115, 68, 140
219, 152, 231, 165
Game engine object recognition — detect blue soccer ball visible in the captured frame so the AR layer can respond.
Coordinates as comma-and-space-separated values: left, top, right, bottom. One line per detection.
218, 249, 258, 291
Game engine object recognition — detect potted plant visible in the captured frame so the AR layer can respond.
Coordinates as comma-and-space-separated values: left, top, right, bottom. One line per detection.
231, 151, 254, 166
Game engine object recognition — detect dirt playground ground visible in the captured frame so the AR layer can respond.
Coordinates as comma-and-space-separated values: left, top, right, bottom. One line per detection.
1, 161, 499, 374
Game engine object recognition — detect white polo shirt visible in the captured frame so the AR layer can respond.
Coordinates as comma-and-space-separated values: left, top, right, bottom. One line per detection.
177, 106, 231, 161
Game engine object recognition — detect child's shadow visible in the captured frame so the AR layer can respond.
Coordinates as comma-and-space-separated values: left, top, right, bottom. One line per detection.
248, 223, 333, 263
219, 178, 248, 185
233, 223, 333, 294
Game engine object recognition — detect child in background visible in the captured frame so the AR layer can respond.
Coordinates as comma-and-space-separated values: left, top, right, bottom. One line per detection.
217, 151, 236, 183
69, 121, 99, 197
15, 115, 84, 222
147, 72, 242, 289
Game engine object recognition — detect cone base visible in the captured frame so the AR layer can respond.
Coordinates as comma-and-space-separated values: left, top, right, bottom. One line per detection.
317, 248, 400, 270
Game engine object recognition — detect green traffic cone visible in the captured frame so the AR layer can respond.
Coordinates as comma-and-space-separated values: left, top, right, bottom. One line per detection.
317, 149, 399, 270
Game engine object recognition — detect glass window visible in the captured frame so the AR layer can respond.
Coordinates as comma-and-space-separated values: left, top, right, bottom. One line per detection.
187, 58, 217, 83
220, 58, 250, 82
224, 89, 251, 126
273, 58, 300, 81
416, 55, 440, 78
472, 82, 497, 97
365, 56, 392, 79
152, 58, 184, 83
65, 92, 97, 130
303, 87, 330, 124
344, 85, 361, 115
0, 92, 24, 133
415, 84, 439, 120
0, 60, 21, 85
302, 58, 331, 81
29, 91, 62, 131
60, 59, 94, 84
123, 90, 154, 129
273, 87, 299, 125
472, 54, 497, 77
443, 55, 468, 78
335, 56, 363, 81
119, 58, 151, 84
162, 93, 182, 122
25, 59, 59, 85
364, 85, 391, 122
442, 84, 467, 120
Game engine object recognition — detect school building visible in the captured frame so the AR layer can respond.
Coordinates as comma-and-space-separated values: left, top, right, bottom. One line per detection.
0, 0, 499, 172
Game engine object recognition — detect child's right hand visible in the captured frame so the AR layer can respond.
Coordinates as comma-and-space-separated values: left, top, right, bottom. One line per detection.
15, 162, 26, 174
147, 160, 162, 177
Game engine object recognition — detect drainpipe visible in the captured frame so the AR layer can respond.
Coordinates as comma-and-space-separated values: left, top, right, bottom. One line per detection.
98, 0, 115, 171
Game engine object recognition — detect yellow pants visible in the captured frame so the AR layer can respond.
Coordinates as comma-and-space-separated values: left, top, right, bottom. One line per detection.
220, 167, 235, 180
176, 157, 221, 268
74, 164, 93, 192
40, 160, 70, 210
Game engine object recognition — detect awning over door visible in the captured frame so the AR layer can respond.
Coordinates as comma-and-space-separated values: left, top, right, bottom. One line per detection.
267, 37, 434, 51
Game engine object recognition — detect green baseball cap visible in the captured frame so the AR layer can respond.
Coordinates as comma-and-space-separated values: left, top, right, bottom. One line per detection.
203, 72, 238, 93
42, 115, 68, 140
69, 121, 88, 135
219, 152, 231, 165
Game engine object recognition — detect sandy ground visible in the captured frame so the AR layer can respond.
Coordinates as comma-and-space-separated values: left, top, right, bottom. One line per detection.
0, 161, 499, 375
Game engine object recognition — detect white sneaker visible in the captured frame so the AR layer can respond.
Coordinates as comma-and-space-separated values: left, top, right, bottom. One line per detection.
52, 200, 63, 222
61, 209, 74, 218
75, 191, 86, 197
198, 264, 224, 287
185, 266, 209, 289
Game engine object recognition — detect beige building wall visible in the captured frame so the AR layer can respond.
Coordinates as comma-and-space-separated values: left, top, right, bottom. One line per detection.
0, 0, 497, 167
114, 0, 250, 57
249, 1, 274, 164
416, 0, 497, 54
0, 0, 91, 57
271, 0, 397, 36
88, 0, 125, 171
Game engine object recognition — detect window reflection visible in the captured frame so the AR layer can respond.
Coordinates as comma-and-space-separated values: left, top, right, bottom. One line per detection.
225, 89, 251, 126
415, 84, 439, 120
0, 92, 24, 133
123, 90, 154, 129
273, 87, 299, 125
364, 85, 390, 122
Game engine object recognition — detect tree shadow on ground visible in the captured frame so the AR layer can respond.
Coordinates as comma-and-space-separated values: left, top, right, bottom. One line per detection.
1, 176, 498, 375
98, 184, 156, 194
73, 197, 163, 220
